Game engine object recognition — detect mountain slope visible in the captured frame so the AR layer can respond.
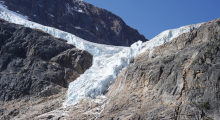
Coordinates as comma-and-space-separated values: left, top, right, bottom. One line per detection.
1, 0, 219, 119
0, 2, 202, 105
38, 18, 220, 120
0, 19, 92, 119
0, 2, 206, 119
95, 18, 220, 120
0, 0, 147, 46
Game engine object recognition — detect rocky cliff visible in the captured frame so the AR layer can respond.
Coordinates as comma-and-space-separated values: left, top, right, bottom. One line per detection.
38, 19, 220, 120
0, 19, 92, 120
97, 18, 220, 120
1, 0, 147, 46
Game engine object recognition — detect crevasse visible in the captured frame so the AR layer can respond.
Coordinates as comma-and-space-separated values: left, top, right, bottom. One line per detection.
0, 4, 203, 105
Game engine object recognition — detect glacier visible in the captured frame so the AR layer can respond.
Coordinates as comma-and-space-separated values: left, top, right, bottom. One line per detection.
0, 3, 203, 105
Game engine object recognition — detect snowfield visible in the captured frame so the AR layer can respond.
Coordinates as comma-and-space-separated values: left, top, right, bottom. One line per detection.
0, 4, 203, 105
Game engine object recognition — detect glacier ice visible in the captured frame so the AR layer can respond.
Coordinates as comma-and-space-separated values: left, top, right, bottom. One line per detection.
139, 24, 202, 54
0, 3, 28, 20
0, 4, 203, 105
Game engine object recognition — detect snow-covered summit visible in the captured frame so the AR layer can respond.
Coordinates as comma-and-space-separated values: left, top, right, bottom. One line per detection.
0, 4, 203, 105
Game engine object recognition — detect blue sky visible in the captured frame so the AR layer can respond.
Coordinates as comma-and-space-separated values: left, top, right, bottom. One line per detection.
84, 0, 220, 39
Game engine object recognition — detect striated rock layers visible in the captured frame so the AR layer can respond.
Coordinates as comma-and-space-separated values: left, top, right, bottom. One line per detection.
0, 19, 92, 120
1, 0, 147, 46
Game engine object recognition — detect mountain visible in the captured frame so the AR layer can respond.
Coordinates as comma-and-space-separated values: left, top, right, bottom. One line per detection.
65, 19, 220, 120
35, 19, 220, 120
0, 0, 220, 119
0, 0, 147, 46
99, 19, 220, 119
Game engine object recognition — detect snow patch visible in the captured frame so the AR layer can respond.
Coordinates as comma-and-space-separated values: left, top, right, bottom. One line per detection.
38, 3, 43, 8
75, 26, 81, 29
65, 3, 83, 15
96, 26, 98, 31
148, 49, 154, 58
47, 12, 54, 17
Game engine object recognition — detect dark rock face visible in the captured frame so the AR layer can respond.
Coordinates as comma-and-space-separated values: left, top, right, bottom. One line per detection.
1, 0, 147, 46
0, 19, 92, 102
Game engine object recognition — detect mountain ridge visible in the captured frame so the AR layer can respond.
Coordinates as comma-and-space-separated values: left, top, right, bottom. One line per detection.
0, 0, 147, 46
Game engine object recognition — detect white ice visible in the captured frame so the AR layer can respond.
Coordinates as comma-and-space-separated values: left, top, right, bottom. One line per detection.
0, 2, 28, 20
139, 24, 202, 54
0, 3, 203, 106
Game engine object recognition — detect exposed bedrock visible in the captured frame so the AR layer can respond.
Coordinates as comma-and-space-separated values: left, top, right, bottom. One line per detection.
99, 18, 220, 120
0, 18, 92, 105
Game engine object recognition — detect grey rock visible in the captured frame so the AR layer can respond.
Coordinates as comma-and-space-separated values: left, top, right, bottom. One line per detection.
51, 48, 92, 74
0, 19, 92, 103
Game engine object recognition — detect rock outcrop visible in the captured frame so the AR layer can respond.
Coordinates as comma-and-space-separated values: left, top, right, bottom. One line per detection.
46, 19, 220, 120
97, 18, 220, 120
1, 0, 147, 46
0, 19, 92, 120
